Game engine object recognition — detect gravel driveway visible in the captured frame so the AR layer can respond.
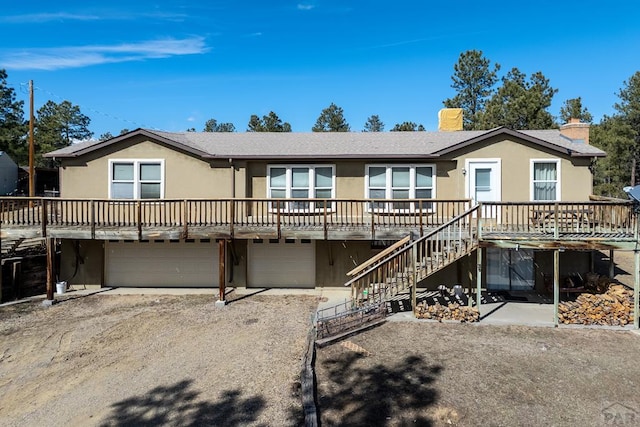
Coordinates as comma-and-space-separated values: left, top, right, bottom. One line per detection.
0, 291, 318, 426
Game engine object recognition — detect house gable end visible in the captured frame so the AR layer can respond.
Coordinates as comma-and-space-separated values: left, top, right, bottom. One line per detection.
433, 127, 602, 159
44, 128, 210, 160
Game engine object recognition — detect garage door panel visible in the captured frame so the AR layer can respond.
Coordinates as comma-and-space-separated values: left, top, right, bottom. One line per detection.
106, 241, 218, 287
248, 240, 315, 288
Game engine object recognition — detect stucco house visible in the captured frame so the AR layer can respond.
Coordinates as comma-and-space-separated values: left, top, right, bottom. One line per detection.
30, 116, 625, 298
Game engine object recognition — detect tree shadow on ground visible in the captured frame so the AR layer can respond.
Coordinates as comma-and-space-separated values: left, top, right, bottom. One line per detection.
317, 353, 442, 426
99, 379, 266, 427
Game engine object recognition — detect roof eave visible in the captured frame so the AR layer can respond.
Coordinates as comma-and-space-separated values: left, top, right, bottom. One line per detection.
203, 154, 440, 160
570, 152, 606, 158
433, 127, 601, 158
44, 128, 210, 159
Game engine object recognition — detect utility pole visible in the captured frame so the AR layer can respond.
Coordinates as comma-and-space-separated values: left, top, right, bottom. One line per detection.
29, 80, 35, 198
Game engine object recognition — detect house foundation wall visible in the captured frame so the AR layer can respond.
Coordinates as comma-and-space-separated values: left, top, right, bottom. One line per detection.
59, 239, 104, 289
315, 240, 375, 287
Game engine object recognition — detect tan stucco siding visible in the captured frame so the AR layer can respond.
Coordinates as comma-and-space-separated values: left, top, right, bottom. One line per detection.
450, 138, 594, 201
60, 136, 594, 202
248, 161, 443, 200
245, 147, 594, 203
60, 139, 233, 198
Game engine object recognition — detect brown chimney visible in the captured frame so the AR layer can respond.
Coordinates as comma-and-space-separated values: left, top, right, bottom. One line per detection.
560, 118, 590, 144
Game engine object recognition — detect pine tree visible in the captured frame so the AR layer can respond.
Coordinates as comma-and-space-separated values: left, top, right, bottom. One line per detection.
35, 100, 92, 166
479, 68, 557, 130
443, 50, 500, 130
247, 111, 291, 132
203, 118, 236, 132
559, 97, 593, 123
312, 103, 350, 132
363, 115, 384, 132
0, 70, 27, 164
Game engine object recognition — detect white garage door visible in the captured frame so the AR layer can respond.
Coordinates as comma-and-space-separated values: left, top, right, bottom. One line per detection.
106, 240, 218, 287
248, 239, 315, 288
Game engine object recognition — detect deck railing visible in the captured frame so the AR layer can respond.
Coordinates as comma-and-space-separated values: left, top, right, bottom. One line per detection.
0, 198, 635, 240
0, 197, 471, 237
478, 201, 636, 238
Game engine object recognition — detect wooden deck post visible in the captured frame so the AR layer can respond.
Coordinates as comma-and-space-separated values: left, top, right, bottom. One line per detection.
411, 244, 417, 317
44, 237, 55, 304
553, 249, 560, 327
609, 249, 615, 279
12, 261, 21, 300
215, 239, 226, 307
41, 199, 47, 238
476, 247, 482, 313
136, 201, 142, 241
0, 218, 2, 302
634, 250, 639, 329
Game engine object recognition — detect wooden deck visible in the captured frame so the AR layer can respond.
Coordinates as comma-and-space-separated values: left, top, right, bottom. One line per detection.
0, 198, 636, 247
477, 201, 637, 250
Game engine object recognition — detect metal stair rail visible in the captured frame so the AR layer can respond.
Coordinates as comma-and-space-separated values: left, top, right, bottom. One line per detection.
315, 299, 387, 344
344, 205, 480, 306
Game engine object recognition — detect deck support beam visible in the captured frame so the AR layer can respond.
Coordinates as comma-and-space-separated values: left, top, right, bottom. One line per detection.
216, 239, 226, 307
476, 248, 482, 314
634, 250, 639, 329
0, 219, 2, 302
44, 237, 55, 305
411, 244, 417, 317
609, 250, 615, 279
553, 249, 560, 327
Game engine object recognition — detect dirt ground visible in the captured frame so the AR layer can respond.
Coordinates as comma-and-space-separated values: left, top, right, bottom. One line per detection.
315, 323, 640, 426
0, 292, 318, 427
315, 250, 640, 427
2, 250, 640, 427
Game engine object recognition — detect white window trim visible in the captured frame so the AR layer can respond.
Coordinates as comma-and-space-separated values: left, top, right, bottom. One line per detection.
108, 159, 165, 199
266, 164, 336, 213
364, 164, 437, 213
530, 159, 561, 201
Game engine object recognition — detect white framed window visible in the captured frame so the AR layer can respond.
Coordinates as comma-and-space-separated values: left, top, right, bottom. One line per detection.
267, 165, 335, 212
530, 159, 560, 201
365, 164, 436, 212
109, 159, 165, 199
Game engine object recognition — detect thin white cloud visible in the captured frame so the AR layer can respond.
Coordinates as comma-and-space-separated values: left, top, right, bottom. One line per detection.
0, 37, 210, 71
0, 12, 100, 23
0, 11, 189, 24
297, 4, 315, 10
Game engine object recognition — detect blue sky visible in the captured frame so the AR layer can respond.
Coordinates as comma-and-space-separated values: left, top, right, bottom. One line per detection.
1, 1, 639, 137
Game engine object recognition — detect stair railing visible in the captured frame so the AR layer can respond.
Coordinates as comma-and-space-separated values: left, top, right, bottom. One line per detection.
344, 205, 480, 306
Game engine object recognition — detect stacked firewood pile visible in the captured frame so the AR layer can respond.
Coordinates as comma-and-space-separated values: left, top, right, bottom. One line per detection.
415, 301, 479, 322
558, 281, 634, 326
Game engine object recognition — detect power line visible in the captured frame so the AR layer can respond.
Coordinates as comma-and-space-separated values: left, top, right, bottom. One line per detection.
17, 81, 160, 133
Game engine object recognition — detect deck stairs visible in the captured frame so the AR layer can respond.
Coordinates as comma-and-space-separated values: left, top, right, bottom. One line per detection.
316, 206, 479, 343
1, 237, 46, 259
1, 237, 24, 257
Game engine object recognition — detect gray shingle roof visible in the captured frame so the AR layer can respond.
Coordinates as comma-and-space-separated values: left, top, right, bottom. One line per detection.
45, 127, 606, 159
